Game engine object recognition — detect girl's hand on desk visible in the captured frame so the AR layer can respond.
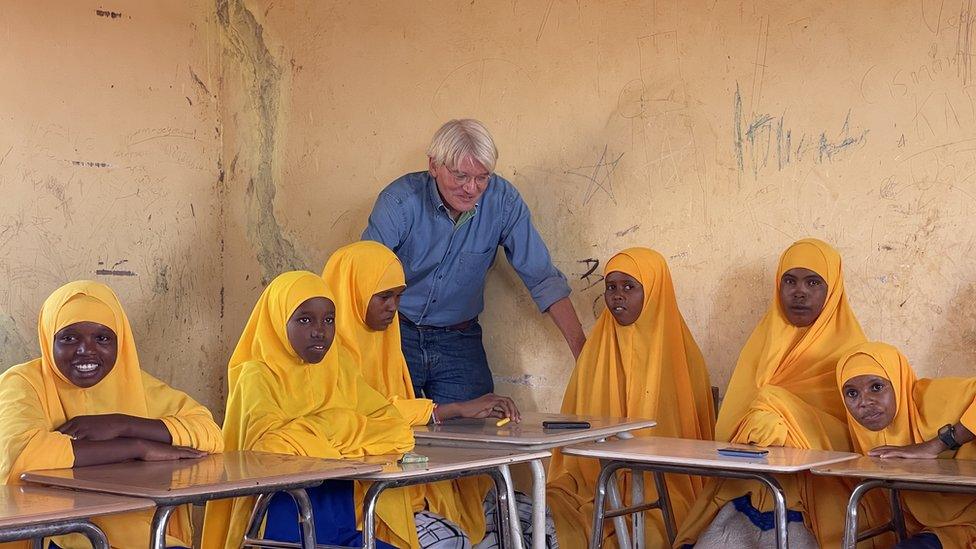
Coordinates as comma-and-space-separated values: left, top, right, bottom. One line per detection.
868, 439, 945, 459
139, 440, 207, 461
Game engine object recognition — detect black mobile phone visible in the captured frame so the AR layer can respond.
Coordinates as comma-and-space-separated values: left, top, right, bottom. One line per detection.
542, 421, 591, 429
717, 446, 769, 458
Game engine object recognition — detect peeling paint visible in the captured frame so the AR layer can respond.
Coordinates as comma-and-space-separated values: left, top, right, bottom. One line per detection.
217, 0, 305, 283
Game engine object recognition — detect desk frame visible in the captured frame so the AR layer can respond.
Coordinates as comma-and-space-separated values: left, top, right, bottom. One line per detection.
416, 424, 653, 549
243, 464, 516, 549
841, 479, 974, 549
0, 519, 109, 549
589, 461, 789, 549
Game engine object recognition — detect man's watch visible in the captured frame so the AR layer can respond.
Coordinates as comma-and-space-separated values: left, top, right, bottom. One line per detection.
938, 423, 961, 451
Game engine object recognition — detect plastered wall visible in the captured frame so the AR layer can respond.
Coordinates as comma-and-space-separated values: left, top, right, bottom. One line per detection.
3, 1, 976, 417
0, 2, 225, 412
222, 0, 976, 412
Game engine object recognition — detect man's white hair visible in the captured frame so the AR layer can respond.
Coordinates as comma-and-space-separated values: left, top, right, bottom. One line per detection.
426, 119, 498, 173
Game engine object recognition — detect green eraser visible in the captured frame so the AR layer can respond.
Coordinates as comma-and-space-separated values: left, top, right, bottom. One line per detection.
399, 452, 429, 464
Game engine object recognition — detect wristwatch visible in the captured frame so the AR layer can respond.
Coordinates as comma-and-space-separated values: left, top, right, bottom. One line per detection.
938, 423, 961, 451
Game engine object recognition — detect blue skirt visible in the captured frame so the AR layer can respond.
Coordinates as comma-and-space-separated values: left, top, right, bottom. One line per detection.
263, 479, 396, 549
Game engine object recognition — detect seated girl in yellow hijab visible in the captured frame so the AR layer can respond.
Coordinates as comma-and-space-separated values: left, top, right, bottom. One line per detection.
202, 271, 415, 549
0, 280, 223, 549
547, 247, 716, 548
676, 238, 886, 549
838, 341, 976, 549
323, 241, 555, 548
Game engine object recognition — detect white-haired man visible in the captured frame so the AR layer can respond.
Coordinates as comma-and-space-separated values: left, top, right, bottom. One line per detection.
362, 119, 585, 404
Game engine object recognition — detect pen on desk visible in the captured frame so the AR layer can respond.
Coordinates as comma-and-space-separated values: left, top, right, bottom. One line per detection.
496, 417, 511, 427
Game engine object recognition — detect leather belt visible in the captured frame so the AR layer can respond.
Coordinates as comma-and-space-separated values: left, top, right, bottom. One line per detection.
399, 315, 477, 331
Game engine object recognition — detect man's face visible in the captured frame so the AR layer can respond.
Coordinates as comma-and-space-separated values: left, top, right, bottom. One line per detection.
429, 155, 490, 216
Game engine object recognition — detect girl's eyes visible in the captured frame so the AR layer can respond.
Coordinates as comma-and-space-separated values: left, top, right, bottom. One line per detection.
96, 335, 112, 343
845, 389, 858, 398
871, 383, 885, 392
58, 336, 76, 343
325, 317, 335, 325
297, 317, 311, 324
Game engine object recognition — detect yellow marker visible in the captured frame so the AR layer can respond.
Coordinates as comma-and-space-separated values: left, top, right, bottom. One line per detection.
495, 417, 511, 427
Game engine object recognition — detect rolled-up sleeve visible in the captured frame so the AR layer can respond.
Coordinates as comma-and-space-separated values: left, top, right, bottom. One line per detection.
499, 188, 571, 313
362, 192, 406, 250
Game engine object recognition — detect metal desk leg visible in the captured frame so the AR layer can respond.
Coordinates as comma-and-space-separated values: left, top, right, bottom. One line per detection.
844, 480, 886, 549
889, 488, 907, 541
755, 474, 788, 549
652, 471, 676, 545
243, 492, 276, 543
631, 470, 644, 549
74, 521, 110, 549
499, 465, 525, 549
602, 463, 632, 549
590, 461, 628, 549
149, 504, 178, 549
362, 482, 388, 549
489, 467, 515, 549
528, 459, 547, 549
285, 488, 317, 549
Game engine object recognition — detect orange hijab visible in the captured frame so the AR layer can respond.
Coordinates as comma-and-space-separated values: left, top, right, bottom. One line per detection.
676, 239, 881, 548
839, 342, 976, 547
548, 247, 714, 548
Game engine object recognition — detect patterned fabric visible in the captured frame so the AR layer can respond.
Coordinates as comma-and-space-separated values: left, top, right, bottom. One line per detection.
475, 491, 559, 549
415, 510, 471, 549
693, 499, 818, 549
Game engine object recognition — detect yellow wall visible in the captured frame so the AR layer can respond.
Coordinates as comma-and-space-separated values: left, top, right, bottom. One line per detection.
4, 1, 976, 415
0, 2, 225, 412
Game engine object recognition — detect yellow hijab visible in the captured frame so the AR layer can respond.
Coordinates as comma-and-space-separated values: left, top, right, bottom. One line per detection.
322, 242, 489, 543
322, 241, 433, 424
0, 280, 221, 549
202, 271, 416, 549
676, 239, 888, 548
839, 342, 976, 547
548, 247, 715, 548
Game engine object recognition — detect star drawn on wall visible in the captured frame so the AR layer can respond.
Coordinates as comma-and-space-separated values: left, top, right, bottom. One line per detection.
566, 145, 624, 205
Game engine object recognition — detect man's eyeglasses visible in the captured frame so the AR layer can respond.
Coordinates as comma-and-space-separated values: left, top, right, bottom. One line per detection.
447, 168, 491, 186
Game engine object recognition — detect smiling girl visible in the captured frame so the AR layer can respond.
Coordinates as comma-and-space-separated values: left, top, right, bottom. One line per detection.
0, 280, 222, 549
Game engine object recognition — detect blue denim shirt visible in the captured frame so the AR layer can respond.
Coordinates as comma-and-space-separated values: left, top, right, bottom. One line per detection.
362, 171, 571, 327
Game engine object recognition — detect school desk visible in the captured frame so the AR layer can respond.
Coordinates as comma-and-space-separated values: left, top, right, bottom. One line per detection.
243, 446, 550, 549
0, 485, 153, 548
21, 450, 382, 549
414, 412, 656, 549
812, 456, 976, 549
562, 436, 860, 549
357, 446, 549, 549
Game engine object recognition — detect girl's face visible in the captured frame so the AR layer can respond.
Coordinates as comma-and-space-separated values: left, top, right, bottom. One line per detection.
842, 374, 897, 431
286, 297, 336, 364
779, 267, 828, 327
365, 285, 405, 331
53, 321, 118, 388
604, 271, 644, 326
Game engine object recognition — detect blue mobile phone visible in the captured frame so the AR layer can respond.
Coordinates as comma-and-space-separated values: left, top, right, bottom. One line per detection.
717, 447, 769, 458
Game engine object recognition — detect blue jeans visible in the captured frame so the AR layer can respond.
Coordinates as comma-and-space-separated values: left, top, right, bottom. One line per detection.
399, 317, 493, 403
263, 480, 394, 548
